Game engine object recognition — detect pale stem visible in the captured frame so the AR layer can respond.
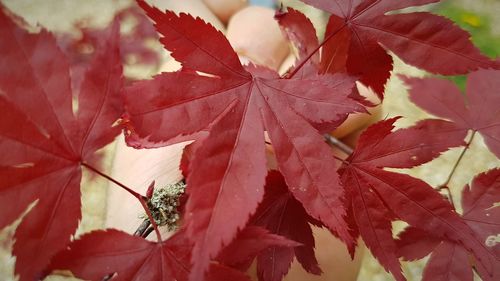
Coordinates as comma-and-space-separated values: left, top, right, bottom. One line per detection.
437, 130, 477, 207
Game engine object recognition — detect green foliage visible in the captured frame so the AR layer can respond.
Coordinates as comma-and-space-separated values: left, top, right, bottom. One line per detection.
436, 1, 500, 89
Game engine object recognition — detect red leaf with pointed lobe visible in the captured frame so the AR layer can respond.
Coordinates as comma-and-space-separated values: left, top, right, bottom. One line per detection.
398, 169, 500, 281
323, 13, 393, 97
127, 2, 364, 279
422, 241, 474, 281
340, 118, 495, 280
274, 7, 319, 78
320, 15, 350, 74
397, 227, 441, 261
342, 168, 404, 280
56, 5, 159, 96
400, 235, 484, 281
179, 142, 198, 179
0, 6, 123, 280
403, 69, 500, 158
453, 168, 500, 280
217, 226, 301, 271
293, 0, 498, 96
48, 229, 191, 281
462, 169, 500, 253
250, 171, 323, 281
49, 225, 298, 281
350, 118, 467, 168
59, 5, 160, 69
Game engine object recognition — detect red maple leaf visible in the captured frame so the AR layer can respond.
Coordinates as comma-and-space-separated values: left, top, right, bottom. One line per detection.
250, 171, 323, 281
339, 117, 499, 280
48, 226, 298, 281
398, 168, 500, 281
125, 2, 366, 279
403, 69, 500, 158
58, 5, 160, 69
217, 225, 301, 271
282, 0, 499, 97
211, 225, 300, 281
47, 229, 192, 281
56, 5, 160, 95
0, 6, 123, 280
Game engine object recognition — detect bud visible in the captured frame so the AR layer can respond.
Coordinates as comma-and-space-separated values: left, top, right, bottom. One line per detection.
146, 180, 155, 199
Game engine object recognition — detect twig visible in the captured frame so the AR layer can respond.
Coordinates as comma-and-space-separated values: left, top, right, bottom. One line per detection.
439, 185, 456, 209
82, 162, 142, 198
324, 134, 354, 155
82, 162, 163, 242
437, 131, 477, 206
134, 219, 151, 237
136, 195, 162, 241
333, 154, 350, 165
133, 220, 154, 239
142, 226, 154, 238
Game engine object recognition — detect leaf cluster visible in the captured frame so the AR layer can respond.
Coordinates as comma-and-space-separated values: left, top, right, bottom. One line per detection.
0, 1, 499, 281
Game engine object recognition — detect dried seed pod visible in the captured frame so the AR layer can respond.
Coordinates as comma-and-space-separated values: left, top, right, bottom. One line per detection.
140, 181, 186, 231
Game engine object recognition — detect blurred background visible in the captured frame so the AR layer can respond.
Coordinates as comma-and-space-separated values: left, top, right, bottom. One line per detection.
0, 0, 498, 280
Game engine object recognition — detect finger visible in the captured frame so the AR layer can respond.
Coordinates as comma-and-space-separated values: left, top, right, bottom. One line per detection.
202, 0, 248, 24
227, 6, 290, 70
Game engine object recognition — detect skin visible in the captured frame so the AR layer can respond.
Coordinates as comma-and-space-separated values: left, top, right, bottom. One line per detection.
202, 0, 248, 24
147, 0, 225, 31
227, 6, 290, 70
107, 1, 380, 280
